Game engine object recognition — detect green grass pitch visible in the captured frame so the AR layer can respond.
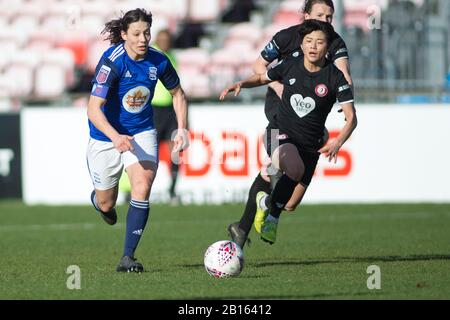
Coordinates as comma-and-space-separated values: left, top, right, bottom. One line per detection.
0, 201, 449, 300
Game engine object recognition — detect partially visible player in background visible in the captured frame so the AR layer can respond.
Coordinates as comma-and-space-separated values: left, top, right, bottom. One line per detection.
152, 29, 182, 205
228, 0, 353, 249
221, 19, 357, 244
86, 8, 189, 273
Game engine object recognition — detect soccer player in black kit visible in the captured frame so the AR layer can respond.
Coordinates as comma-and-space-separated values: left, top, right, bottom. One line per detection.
226, 0, 354, 248
220, 19, 357, 244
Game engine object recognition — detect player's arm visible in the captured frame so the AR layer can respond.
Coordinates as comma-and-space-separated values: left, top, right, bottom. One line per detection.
334, 58, 353, 87
254, 41, 284, 98
169, 85, 189, 152
219, 73, 271, 100
86, 95, 134, 152
318, 102, 357, 163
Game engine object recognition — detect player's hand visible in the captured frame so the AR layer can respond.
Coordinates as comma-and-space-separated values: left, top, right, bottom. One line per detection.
172, 129, 190, 153
112, 134, 134, 153
219, 82, 242, 100
318, 139, 342, 163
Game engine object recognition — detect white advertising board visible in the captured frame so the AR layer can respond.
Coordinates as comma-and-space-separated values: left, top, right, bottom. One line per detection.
21, 104, 450, 204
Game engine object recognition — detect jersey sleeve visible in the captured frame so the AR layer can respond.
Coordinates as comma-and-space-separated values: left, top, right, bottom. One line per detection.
266, 59, 286, 82
328, 35, 349, 62
334, 70, 354, 105
260, 29, 292, 63
90, 57, 120, 99
159, 59, 180, 91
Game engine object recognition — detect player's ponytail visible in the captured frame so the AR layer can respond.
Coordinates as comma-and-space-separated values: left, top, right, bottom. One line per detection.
303, 0, 335, 14
101, 8, 153, 45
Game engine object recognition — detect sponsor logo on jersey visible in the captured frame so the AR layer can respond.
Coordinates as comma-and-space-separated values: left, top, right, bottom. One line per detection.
277, 134, 289, 140
292, 51, 300, 57
96, 65, 111, 84
122, 86, 150, 113
289, 78, 296, 85
290, 94, 316, 118
335, 48, 348, 55
315, 84, 329, 97
149, 67, 157, 80
338, 84, 351, 92
124, 70, 132, 78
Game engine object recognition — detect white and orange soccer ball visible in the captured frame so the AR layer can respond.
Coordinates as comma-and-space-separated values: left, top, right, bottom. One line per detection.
204, 240, 244, 278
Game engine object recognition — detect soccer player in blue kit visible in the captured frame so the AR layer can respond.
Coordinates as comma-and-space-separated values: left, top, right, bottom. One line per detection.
86, 8, 189, 272
220, 20, 357, 244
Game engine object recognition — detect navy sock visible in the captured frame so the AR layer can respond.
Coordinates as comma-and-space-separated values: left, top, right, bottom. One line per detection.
123, 199, 150, 258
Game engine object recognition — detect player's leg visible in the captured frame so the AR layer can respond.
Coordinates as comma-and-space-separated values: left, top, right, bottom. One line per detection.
284, 183, 307, 212
228, 127, 273, 248
117, 130, 158, 273
86, 139, 123, 225
260, 143, 304, 244
91, 188, 119, 225
228, 171, 271, 248
273, 127, 327, 212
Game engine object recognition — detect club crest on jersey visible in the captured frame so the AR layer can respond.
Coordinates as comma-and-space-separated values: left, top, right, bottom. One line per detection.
122, 86, 150, 113
149, 67, 157, 80
96, 65, 111, 84
315, 84, 328, 97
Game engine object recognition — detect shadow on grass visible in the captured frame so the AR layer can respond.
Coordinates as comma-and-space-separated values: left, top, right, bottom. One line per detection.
254, 254, 450, 268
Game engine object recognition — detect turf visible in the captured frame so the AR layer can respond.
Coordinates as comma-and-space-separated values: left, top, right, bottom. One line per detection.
0, 201, 449, 300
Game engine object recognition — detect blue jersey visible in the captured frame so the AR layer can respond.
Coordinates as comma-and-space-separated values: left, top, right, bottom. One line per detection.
89, 44, 180, 141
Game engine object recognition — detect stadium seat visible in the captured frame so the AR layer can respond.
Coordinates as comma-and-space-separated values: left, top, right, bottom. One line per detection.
42, 48, 76, 87
175, 48, 210, 73
34, 64, 66, 98
189, 0, 227, 22
4, 64, 34, 97
56, 31, 90, 66
226, 22, 263, 48
86, 39, 111, 74
273, 0, 302, 25
179, 70, 210, 98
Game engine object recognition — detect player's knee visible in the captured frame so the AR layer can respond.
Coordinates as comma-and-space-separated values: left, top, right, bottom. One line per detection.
131, 179, 152, 199
285, 164, 304, 182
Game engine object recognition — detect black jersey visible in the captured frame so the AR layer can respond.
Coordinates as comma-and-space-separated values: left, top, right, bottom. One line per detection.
267, 53, 353, 152
261, 23, 349, 127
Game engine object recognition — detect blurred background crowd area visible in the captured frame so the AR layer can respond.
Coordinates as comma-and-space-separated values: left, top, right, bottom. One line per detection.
0, 0, 449, 111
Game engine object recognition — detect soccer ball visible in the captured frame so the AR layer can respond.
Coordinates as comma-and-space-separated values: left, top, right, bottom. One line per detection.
204, 240, 244, 278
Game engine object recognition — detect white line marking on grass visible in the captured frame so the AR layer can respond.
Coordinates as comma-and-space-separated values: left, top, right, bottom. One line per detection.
0, 223, 124, 232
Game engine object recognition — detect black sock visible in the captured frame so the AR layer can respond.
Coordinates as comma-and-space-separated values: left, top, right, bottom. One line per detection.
266, 174, 298, 219
239, 174, 271, 234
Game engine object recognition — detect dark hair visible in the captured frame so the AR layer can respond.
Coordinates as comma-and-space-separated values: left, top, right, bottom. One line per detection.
102, 8, 153, 45
298, 19, 334, 45
303, 0, 335, 14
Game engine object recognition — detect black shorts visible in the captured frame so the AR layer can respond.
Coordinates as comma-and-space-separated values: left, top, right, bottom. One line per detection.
263, 126, 320, 187
153, 106, 177, 143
